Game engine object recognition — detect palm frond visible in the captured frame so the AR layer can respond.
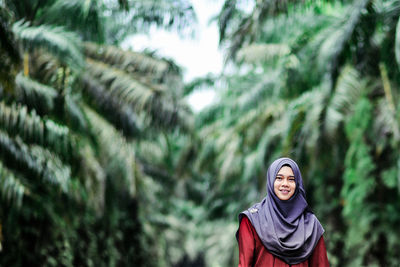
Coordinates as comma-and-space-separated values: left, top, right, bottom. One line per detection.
0, 130, 71, 193
259, 10, 334, 47
28, 52, 60, 85
195, 103, 224, 127
234, 70, 281, 111
103, 0, 196, 44
220, 0, 312, 59
41, 0, 105, 43
183, 74, 217, 96
299, 89, 326, 153
276, 95, 308, 155
84, 42, 180, 85
15, 67, 87, 134
0, 160, 28, 208
12, 20, 84, 69
324, 66, 366, 139
29, 145, 71, 192
129, 0, 196, 30
86, 58, 160, 106
85, 59, 192, 131
218, 0, 238, 43
0, 101, 74, 159
193, 134, 217, 172
78, 144, 106, 214
64, 94, 88, 132
84, 106, 136, 196
217, 133, 242, 181
236, 43, 291, 64
80, 74, 141, 138
14, 72, 57, 114
316, 0, 370, 84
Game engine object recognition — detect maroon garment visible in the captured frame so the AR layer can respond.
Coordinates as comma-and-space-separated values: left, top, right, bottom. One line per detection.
238, 216, 329, 267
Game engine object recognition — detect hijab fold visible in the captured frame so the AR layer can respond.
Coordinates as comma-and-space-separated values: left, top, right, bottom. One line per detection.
237, 157, 324, 265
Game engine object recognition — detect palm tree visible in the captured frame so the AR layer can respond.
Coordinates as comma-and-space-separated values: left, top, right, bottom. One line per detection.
188, 0, 400, 266
0, 1, 196, 266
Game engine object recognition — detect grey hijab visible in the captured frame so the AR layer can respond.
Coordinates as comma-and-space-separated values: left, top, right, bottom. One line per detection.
237, 157, 324, 265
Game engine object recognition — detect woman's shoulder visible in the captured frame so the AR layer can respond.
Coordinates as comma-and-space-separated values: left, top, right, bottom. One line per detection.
239, 215, 258, 236
239, 214, 251, 226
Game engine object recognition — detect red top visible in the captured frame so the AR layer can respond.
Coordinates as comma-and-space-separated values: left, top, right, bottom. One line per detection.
238, 216, 329, 267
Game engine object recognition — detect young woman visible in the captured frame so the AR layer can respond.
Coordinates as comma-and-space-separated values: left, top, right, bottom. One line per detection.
236, 157, 329, 266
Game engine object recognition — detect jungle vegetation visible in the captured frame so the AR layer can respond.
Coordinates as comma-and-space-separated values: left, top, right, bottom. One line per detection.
1, 0, 400, 266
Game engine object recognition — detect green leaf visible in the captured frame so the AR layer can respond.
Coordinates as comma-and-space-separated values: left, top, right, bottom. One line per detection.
41, 0, 105, 43
12, 20, 84, 70
0, 160, 28, 209
0, 101, 74, 159
15, 72, 57, 114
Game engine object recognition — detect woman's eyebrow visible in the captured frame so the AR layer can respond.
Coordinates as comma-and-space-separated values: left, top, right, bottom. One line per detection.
276, 174, 295, 177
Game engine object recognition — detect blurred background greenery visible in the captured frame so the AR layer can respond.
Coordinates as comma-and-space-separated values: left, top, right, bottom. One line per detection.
1, 0, 400, 266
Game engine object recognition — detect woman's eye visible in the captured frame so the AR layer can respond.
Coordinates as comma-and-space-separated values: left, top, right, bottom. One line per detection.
276, 177, 282, 180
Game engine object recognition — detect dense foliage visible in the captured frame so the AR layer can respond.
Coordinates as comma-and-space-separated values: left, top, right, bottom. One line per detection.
0, 0, 196, 266
1, 0, 400, 266
193, 0, 400, 266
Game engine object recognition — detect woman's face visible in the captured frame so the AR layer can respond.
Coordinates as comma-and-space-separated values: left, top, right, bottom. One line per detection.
274, 166, 296, 201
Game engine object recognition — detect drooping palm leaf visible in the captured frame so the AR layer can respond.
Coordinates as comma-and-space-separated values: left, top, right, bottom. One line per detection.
0, 101, 74, 159
85, 59, 192, 131
103, 0, 196, 44
84, 105, 136, 196
81, 73, 141, 138
26, 51, 60, 85
40, 0, 105, 43
236, 43, 291, 64
14, 72, 57, 114
316, 0, 370, 86
64, 94, 88, 132
15, 72, 88, 132
218, 0, 238, 43
84, 42, 178, 84
12, 20, 84, 69
219, 0, 313, 59
0, 130, 71, 193
234, 70, 281, 111
324, 66, 367, 139
0, 160, 28, 209
183, 73, 217, 96
78, 144, 106, 214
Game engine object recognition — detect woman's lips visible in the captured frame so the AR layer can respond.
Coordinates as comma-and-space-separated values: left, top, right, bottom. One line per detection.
280, 189, 290, 194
